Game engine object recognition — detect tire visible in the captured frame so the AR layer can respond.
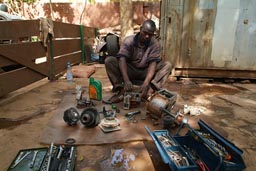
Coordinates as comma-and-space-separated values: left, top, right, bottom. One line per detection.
106, 34, 119, 56
0, 4, 8, 12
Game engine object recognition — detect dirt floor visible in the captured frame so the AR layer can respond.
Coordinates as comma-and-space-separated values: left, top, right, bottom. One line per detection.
0, 64, 255, 171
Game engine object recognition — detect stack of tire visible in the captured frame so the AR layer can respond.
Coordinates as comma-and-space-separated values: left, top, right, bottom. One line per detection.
0, 3, 23, 21
99, 33, 120, 64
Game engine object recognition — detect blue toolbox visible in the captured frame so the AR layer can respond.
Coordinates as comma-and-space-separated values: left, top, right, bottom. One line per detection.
145, 119, 246, 171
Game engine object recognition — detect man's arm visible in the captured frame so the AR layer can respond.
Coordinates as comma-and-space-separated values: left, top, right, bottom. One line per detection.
140, 61, 157, 97
119, 57, 133, 91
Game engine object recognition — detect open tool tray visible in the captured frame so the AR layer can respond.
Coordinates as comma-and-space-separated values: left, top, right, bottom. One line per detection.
39, 144, 76, 171
173, 119, 246, 171
146, 128, 198, 171
7, 147, 48, 171
7, 144, 76, 171
146, 119, 246, 171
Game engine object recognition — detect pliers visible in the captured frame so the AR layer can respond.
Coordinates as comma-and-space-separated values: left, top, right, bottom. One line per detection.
196, 159, 210, 171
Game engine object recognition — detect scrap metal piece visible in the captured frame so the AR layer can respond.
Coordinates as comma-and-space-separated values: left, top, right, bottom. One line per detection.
80, 107, 100, 127
124, 92, 141, 108
125, 110, 141, 117
63, 107, 80, 126
65, 138, 76, 145
146, 89, 177, 118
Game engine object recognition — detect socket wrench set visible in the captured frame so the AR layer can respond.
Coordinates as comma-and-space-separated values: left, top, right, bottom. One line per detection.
146, 119, 246, 171
8, 143, 76, 171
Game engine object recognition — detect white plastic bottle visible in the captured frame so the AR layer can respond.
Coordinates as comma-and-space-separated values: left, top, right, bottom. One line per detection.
66, 62, 73, 83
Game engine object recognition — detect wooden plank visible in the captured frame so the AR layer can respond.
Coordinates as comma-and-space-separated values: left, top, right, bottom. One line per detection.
0, 20, 40, 40
54, 53, 81, 74
0, 55, 17, 67
0, 67, 45, 97
53, 21, 95, 38
162, 1, 183, 63
51, 38, 94, 57
175, 68, 256, 79
51, 39, 81, 57
0, 42, 49, 76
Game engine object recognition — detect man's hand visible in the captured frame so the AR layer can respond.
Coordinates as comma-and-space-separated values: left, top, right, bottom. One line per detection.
124, 80, 133, 92
139, 83, 150, 99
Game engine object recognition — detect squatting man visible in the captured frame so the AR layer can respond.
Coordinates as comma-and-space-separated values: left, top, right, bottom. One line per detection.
105, 19, 172, 103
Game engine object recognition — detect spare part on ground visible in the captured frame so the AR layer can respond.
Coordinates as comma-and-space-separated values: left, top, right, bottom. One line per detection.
161, 108, 185, 126
63, 107, 80, 126
124, 92, 141, 109
99, 106, 121, 132
80, 107, 100, 127
146, 89, 177, 118
99, 117, 121, 133
77, 98, 94, 108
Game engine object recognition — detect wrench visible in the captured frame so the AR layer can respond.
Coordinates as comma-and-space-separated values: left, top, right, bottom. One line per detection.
29, 150, 38, 168
10, 151, 31, 168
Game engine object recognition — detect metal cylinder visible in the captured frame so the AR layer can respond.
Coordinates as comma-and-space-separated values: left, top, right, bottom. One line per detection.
80, 107, 100, 127
63, 107, 80, 126
146, 89, 177, 118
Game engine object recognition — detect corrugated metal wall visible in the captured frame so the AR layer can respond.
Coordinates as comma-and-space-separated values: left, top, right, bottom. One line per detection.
160, 0, 256, 79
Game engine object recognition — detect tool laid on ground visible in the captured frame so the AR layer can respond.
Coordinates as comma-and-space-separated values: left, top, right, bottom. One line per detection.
46, 142, 54, 171
39, 143, 76, 171
125, 110, 141, 117
10, 151, 32, 169
29, 150, 38, 168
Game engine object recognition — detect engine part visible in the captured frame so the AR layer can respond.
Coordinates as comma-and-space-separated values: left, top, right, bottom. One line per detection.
77, 98, 94, 108
162, 115, 175, 129
124, 92, 141, 108
63, 107, 80, 126
100, 118, 120, 128
65, 138, 76, 145
80, 107, 100, 127
123, 93, 131, 110
161, 108, 185, 126
146, 89, 177, 118
125, 110, 141, 117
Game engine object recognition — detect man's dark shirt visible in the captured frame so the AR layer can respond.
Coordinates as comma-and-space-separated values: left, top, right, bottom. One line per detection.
116, 33, 161, 69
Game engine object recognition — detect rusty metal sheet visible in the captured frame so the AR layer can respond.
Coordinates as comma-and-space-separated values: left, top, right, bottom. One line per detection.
0, 67, 44, 97
0, 20, 40, 40
180, 0, 217, 68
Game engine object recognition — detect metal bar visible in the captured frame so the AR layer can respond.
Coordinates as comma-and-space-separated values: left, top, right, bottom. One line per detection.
48, 34, 55, 80
80, 25, 85, 64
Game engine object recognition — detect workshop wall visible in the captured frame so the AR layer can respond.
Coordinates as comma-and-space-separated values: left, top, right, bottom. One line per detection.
161, 0, 256, 79
21, 1, 160, 28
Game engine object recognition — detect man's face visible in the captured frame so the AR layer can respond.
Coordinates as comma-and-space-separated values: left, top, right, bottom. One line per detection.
139, 24, 155, 44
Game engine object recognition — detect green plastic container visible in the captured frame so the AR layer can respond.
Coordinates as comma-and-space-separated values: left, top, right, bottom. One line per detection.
89, 77, 102, 100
